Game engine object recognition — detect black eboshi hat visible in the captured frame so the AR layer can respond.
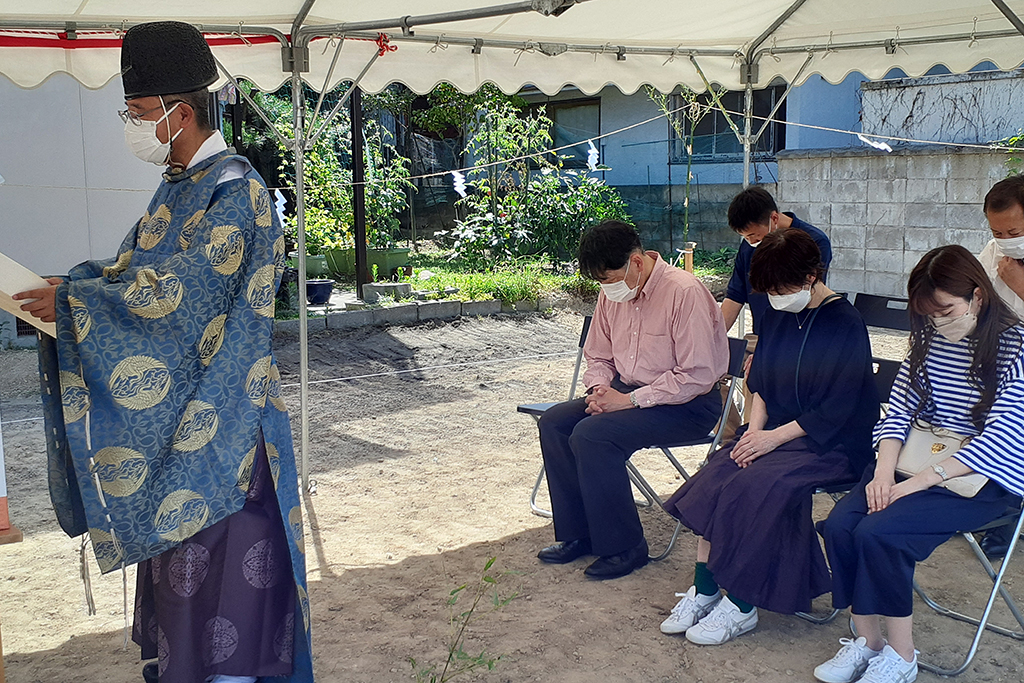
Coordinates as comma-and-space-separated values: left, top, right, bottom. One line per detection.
121, 21, 217, 100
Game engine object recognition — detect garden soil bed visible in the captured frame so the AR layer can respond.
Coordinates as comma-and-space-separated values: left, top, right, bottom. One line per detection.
0, 312, 1020, 682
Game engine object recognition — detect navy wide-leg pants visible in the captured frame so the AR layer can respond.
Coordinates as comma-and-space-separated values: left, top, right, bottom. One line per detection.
538, 385, 720, 557
823, 463, 1018, 618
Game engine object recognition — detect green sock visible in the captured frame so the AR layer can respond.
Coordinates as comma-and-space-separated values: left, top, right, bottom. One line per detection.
727, 594, 755, 614
693, 562, 719, 596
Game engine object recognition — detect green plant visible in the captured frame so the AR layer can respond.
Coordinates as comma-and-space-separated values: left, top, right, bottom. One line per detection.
363, 119, 414, 249
693, 247, 738, 272
410, 557, 516, 683
1000, 130, 1024, 176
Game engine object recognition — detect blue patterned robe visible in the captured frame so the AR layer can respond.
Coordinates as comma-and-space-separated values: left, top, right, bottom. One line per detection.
38, 150, 313, 682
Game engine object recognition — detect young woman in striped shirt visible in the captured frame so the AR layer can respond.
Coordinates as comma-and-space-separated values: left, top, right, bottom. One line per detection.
814, 245, 1024, 683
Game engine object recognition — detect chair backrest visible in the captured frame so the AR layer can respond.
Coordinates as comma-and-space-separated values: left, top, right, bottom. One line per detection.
725, 336, 748, 378
567, 315, 593, 400
578, 315, 592, 349
872, 357, 902, 406
853, 293, 912, 332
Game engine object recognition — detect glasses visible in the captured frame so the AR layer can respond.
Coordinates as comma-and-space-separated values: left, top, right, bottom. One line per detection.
117, 101, 182, 126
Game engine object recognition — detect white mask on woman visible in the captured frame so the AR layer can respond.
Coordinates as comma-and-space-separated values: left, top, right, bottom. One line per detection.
600, 258, 638, 303
929, 301, 978, 343
768, 287, 812, 313
997, 235, 1024, 260
124, 99, 181, 165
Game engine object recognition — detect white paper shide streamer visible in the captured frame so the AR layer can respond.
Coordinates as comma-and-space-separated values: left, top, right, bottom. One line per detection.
587, 140, 600, 172
857, 133, 893, 153
451, 170, 468, 198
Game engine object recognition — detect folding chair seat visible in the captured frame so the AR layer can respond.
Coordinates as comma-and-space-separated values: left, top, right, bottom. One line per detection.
851, 292, 912, 332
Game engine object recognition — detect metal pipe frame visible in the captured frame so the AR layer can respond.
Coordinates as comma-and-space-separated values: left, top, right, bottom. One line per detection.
751, 52, 813, 146
211, 55, 294, 150
306, 50, 381, 149
0, 19, 287, 44
992, 0, 1024, 38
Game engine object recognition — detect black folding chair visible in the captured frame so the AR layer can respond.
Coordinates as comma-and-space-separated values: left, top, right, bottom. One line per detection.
852, 292, 912, 332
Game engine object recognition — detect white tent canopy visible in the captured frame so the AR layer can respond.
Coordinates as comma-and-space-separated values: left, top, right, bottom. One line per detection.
5, 0, 1024, 487
3, 1, 1024, 96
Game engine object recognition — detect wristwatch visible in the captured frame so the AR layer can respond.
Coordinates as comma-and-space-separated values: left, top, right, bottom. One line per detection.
629, 391, 640, 408
931, 463, 950, 481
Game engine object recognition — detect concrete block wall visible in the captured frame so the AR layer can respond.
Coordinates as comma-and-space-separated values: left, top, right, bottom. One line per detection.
776, 147, 1005, 297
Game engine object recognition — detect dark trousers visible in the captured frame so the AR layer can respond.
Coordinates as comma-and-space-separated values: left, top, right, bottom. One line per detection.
824, 463, 1018, 617
538, 384, 720, 557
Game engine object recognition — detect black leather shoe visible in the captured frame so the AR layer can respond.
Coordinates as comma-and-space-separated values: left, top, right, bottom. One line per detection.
584, 538, 649, 580
142, 662, 159, 683
537, 538, 592, 564
981, 525, 1014, 560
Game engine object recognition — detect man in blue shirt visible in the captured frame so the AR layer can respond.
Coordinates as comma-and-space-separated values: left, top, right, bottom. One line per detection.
721, 187, 832, 335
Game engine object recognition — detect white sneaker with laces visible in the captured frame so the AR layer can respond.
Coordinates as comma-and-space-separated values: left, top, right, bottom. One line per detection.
684, 597, 758, 645
814, 637, 884, 683
856, 645, 918, 683
660, 586, 721, 634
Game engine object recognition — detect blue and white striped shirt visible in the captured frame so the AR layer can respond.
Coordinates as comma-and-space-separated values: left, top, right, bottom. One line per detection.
875, 325, 1024, 496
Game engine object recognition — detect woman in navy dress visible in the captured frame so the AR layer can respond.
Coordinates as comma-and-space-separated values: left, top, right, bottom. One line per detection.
660, 229, 879, 645
814, 246, 1024, 683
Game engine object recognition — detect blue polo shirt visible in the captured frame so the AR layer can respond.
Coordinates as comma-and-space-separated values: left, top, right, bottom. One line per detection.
724, 212, 832, 335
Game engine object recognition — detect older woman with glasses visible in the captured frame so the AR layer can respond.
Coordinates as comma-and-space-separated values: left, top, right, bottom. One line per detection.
659, 229, 879, 646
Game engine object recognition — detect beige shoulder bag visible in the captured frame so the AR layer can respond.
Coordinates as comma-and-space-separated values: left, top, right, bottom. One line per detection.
895, 422, 988, 498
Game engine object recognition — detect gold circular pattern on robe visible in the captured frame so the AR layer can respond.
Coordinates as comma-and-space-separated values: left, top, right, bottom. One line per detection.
90, 527, 125, 572
103, 249, 135, 279
268, 363, 287, 412
289, 506, 305, 555
236, 444, 257, 491
93, 446, 149, 497
246, 265, 276, 318
124, 269, 184, 319
273, 235, 286, 275
250, 179, 272, 228
155, 489, 211, 542
138, 204, 172, 250
59, 371, 90, 423
245, 356, 272, 408
179, 210, 206, 250
266, 442, 281, 484
198, 314, 228, 367
206, 226, 245, 276
67, 295, 92, 343
109, 355, 171, 410
172, 400, 219, 452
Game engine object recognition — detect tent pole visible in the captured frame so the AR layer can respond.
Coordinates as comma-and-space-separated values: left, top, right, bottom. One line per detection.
992, 0, 1024, 38
293, 0, 317, 492
352, 87, 369, 294
742, 82, 753, 188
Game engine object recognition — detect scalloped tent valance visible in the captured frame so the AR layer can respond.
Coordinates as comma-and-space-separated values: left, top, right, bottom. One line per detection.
2, 1, 1024, 95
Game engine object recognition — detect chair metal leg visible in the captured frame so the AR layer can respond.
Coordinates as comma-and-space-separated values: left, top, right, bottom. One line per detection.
912, 514, 1024, 676
659, 447, 691, 482
627, 465, 658, 508
795, 607, 842, 625
625, 461, 684, 561
529, 464, 552, 518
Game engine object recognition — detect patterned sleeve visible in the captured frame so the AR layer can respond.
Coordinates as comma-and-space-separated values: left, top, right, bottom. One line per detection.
953, 357, 1024, 496
872, 357, 919, 446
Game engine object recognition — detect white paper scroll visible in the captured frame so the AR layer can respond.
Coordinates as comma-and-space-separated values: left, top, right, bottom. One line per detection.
0, 250, 56, 338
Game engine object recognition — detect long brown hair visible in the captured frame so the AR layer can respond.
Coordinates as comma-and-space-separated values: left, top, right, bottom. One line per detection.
907, 245, 1020, 429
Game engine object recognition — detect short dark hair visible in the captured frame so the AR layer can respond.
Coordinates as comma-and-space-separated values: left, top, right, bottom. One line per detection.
984, 175, 1024, 215
167, 89, 212, 132
727, 186, 778, 232
749, 229, 824, 293
578, 220, 642, 280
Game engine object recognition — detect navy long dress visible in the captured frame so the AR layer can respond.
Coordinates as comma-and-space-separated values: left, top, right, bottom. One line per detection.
664, 297, 879, 614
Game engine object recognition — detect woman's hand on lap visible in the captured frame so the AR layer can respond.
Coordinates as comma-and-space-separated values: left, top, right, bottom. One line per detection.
866, 474, 895, 513
732, 429, 779, 467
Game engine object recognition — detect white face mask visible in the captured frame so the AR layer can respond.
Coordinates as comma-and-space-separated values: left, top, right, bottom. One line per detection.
768, 287, 812, 313
600, 258, 639, 303
997, 234, 1024, 260
929, 299, 978, 343
124, 99, 181, 165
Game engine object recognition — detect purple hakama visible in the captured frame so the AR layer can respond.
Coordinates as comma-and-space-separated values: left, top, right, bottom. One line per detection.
132, 434, 296, 681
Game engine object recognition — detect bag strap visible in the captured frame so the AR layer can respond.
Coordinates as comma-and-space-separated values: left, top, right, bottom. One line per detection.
795, 293, 843, 414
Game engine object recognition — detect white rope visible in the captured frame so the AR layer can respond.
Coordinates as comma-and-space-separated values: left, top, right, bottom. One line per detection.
280, 350, 575, 389
0, 416, 44, 425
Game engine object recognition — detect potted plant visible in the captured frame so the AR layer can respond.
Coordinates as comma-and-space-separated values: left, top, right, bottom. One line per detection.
363, 120, 414, 280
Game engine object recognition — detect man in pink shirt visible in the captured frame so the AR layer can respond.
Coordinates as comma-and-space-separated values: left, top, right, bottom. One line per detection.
537, 220, 729, 579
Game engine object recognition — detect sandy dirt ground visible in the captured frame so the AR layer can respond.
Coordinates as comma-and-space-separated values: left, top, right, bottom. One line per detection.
0, 311, 1022, 683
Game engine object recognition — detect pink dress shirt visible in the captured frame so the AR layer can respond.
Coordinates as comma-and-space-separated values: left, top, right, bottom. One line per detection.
582, 251, 729, 407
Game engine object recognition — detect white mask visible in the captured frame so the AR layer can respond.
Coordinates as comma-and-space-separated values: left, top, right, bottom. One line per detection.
600, 258, 639, 303
996, 235, 1024, 260
124, 99, 181, 165
768, 287, 812, 313
929, 300, 978, 343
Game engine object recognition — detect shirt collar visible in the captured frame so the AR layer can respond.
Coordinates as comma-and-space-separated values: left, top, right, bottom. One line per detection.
187, 132, 229, 170
637, 251, 668, 300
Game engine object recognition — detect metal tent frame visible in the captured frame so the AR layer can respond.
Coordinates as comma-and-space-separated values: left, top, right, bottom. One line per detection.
4, 0, 1024, 489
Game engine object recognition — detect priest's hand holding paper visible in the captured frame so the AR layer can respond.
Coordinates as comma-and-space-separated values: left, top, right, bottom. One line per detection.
13, 278, 64, 323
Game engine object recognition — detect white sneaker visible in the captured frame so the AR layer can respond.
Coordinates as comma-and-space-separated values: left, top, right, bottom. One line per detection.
684, 597, 758, 645
814, 637, 884, 683
660, 586, 722, 634
857, 645, 918, 683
